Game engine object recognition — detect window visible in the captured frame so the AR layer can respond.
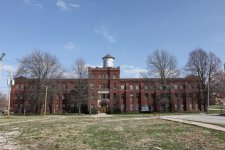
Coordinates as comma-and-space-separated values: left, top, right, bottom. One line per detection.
130, 85, 133, 90
195, 104, 198, 110
121, 85, 125, 90
113, 83, 117, 89
56, 104, 59, 110
130, 104, 134, 111
166, 85, 171, 90
151, 94, 155, 99
16, 85, 19, 90
112, 74, 116, 79
103, 84, 107, 89
190, 104, 192, 110
130, 94, 134, 99
113, 93, 117, 99
175, 93, 178, 99
160, 86, 163, 90
136, 85, 140, 90
144, 85, 148, 90
89, 83, 94, 89
62, 84, 66, 89
181, 104, 184, 111
130, 94, 134, 103
174, 85, 178, 89
150, 86, 155, 90
90, 75, 95, 79
99, 93, 109, 99
98, 94, 101, 99
99, 84, 102, 89
121, 94, 125, 100
20, 95, 23, 99
121, 104, 125, 112
56, 94, 60, 100
91, 94, 95, 99
175, 104, 178, 111
145, 93, 149, 99
180, 85, 184, 90
136, 93, 140, 100
136, 104, 139, 111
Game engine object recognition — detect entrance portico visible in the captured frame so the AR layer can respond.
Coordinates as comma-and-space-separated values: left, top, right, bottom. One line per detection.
99, 100, 109, 113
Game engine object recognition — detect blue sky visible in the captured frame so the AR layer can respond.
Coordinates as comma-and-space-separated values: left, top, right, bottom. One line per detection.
1, 0, 225, 93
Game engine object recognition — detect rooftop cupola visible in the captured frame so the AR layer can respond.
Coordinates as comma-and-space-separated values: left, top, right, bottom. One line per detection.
102, 54, 115, 68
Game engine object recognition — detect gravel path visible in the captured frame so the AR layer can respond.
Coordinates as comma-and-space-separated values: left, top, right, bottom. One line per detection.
161, 114, 225, 125
161, 114, 225, 132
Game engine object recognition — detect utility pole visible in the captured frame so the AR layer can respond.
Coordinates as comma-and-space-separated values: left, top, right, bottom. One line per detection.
207, 74, 210, 114
7, 70, 14, 117
88, 76, 91, 116
44, 85, 48, 116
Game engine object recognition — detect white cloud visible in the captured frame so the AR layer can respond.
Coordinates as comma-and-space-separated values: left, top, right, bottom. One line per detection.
64, 42, 75, 51
56, 0, 67, 10
95, 26, 117, 43
23, 0, 43, 9
69, 3, 80, 8
2, 64, 17, 73
23, 0, 31, 4
120, 65, 147, 78
33, 3, 43, 9
56, 0, 80, 11
63, 71, 74, 78
85, 64, 102, 68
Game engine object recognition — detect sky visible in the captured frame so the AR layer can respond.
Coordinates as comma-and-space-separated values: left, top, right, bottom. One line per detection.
0, 0, 225, 94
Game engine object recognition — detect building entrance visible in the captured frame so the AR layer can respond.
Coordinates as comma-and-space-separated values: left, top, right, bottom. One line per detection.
160, 97, 170, 112
99, 100, 109, 113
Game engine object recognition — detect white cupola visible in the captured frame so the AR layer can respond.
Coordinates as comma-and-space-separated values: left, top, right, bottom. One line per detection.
102, 54, 115, 68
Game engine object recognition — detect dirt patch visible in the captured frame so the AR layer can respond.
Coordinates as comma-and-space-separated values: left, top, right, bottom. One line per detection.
0, 130, 20, 150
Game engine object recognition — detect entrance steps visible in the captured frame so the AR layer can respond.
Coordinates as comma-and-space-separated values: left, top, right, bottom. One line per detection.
91, 113, 112, 118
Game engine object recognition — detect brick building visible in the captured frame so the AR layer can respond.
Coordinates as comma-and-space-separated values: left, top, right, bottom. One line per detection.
10, 54, 203, 114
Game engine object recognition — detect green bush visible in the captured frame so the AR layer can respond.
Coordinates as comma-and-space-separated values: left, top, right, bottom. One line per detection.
107, 106, 121, 114
90, 108, 98, 114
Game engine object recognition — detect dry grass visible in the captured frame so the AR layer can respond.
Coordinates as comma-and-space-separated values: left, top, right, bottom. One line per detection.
0, 115, 225, 150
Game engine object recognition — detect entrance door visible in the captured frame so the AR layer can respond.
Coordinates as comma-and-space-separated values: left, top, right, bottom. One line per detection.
100, 102, 107, 113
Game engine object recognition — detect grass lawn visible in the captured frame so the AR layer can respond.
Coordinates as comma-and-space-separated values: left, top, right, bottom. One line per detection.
208, 105, 225, 115
209, 105, 224, 109
0, 115, 225, 150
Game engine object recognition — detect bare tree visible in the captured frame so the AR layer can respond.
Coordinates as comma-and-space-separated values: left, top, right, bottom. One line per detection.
16, 50, 64, 114
211, 70, 225, 104
69, 58, 88, 114
72, 58, 88, 79
185, 48, 222, 109
208, 52, 223, 97
144, 49, 180, 83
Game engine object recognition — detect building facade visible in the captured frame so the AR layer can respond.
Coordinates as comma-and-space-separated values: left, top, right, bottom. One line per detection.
10, 55, 203, 114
